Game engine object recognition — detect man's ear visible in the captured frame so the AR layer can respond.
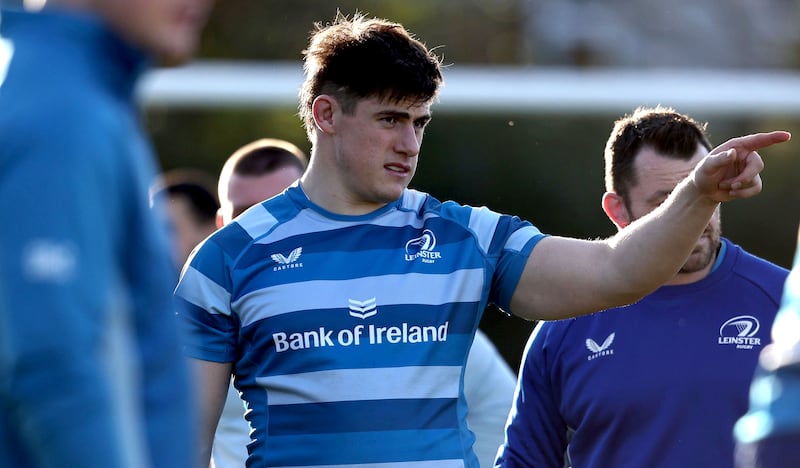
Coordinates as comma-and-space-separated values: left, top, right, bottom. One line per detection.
312, 95, 336, 134
601, 192, 632, 229
216, 209, 224, 229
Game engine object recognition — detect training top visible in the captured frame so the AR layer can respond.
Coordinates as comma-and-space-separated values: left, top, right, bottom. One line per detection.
734, 235, 800, 466
496, 238, 788, 468
0, 8, 194, 468
176, 184, 545, 467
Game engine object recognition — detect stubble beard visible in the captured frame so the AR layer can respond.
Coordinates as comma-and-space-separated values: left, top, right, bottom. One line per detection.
679, 225, 722, 274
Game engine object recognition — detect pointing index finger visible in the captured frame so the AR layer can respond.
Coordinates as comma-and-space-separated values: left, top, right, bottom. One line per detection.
713, 131, 791, 153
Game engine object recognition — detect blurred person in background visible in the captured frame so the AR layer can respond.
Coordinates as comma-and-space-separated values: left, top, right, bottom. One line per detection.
209, 138, 517, 468
174, 12, 789, 467
215, 138, 308, 225
496, 107, 789, 467
0, 0, 213, 466
150, 168, 220, 267
735, 225, 800, 467
463, 329, 517, 467
211, 138, 308, 468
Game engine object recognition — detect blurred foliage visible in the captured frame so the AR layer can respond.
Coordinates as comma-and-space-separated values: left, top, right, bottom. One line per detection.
197, 0, 523, 64
147, 1, 800, 370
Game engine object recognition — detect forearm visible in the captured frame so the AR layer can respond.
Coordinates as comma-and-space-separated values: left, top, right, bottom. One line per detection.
191, 359, 232, 468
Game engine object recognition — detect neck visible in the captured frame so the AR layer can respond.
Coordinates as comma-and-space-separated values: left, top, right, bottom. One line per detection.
298, 171, 390, 216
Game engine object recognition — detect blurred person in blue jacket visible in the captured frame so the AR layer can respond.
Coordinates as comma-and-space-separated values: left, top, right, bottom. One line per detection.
0, 0, 213, 466
735, 225, 800, 467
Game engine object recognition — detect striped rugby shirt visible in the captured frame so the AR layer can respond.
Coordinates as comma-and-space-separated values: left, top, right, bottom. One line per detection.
176, 184, 545, 467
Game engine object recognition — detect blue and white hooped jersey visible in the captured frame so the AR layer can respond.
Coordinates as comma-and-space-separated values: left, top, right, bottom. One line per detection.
176, 185, 545, 467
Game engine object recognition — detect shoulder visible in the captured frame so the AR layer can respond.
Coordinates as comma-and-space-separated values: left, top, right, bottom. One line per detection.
727, 239, 790, 298
193, 194, 303, 270
525, 318, 575, 355
2, 83, 132, 174
405, 189, 543, 247
402, 189, 494, 221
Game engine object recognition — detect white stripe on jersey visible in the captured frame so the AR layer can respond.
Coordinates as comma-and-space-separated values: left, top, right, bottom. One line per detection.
176, 266, 231, 316
237, 203, 279, 240
257, 365, 462, 405
233, 269, 485, 327
468, 206, 501, 254
507, 225, 543, 251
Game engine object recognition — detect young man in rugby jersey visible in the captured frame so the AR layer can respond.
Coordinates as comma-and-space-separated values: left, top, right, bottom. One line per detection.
495, 107, 789, 467
174, 13, 791, 467
201, 138, 515, 468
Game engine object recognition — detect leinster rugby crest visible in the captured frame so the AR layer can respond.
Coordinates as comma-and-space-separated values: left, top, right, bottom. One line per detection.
404, 229, 442, 263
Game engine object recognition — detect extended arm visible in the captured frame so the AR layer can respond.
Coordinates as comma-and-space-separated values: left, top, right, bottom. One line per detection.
511, 131, 790, 321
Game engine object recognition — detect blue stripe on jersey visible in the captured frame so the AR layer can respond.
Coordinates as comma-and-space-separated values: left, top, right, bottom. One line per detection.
492, 233, 545, 311
264, 430, 468, 466
271, 460, 465, 468
185, 226, 245, 291
253, 331, 475, 377
175, 297, 238, 362
269, 398, 458, 434
234, 245, 481, 297
258, 366, 461, 405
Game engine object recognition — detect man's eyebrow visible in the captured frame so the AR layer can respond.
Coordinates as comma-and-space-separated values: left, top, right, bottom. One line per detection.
376, 109, 432, 121
376, 110, 411, 119
646, 189, 673, 204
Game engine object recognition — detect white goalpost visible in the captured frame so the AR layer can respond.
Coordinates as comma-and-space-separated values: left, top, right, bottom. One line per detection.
139, 60, 800, 117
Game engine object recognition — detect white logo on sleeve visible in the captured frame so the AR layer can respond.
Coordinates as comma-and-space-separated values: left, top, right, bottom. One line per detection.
22, 239, 77, 283
586, 332, 615, 360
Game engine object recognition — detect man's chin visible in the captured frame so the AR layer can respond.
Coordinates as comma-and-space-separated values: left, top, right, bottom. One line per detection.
680, 249, 714, 274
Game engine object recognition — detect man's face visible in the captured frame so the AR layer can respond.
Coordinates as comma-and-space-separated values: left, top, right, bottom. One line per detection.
325, 95, 431, 212
165, 196, 217, 266
624, 145, 722, 277
100, 0, 214, 66
220, 165, 303, 225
